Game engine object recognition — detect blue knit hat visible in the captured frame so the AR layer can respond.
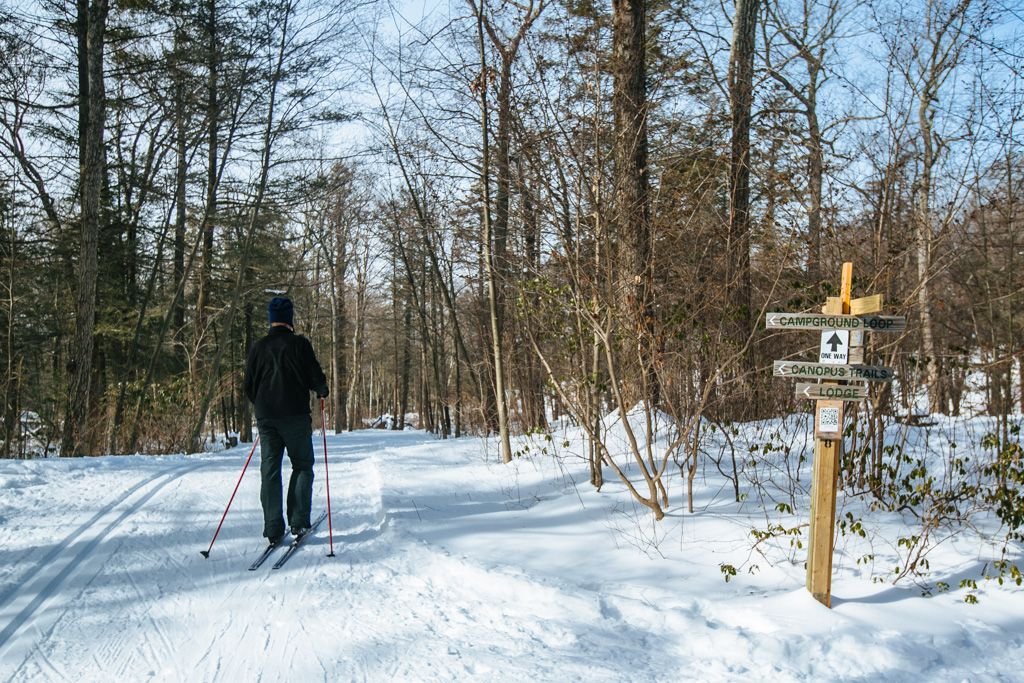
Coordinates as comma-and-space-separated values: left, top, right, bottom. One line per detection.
268, 297, 294, 326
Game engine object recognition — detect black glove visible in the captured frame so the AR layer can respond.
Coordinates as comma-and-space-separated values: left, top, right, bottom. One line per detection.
316, 386, 329, 399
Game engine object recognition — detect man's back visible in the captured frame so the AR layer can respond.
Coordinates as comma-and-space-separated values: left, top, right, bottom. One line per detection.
244, 327, 327, 420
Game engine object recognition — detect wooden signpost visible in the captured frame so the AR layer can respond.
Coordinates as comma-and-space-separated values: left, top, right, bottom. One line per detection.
766, 262, 904, 607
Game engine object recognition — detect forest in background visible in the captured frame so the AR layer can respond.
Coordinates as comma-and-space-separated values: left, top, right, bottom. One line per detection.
0, 0, 1020, 493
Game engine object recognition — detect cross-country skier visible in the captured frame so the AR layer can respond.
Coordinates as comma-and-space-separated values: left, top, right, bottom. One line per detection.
243, 296, 330, 545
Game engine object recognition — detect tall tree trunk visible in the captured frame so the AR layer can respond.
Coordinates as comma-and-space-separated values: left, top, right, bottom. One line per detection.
612, 0, 657, 407
473, 0, 512, 462
173, 33, 187, 349
196, 0, 219, 343
805, 96, 823, 285
398, 302, 411, 430
916, 85, 941, 414
346, 245, 368, 431
726, 0, 758, 365
240, 306, 253, 442
519, 169, 546, 431
472, 0, 545, 442
2, 230, 16, 459
913, 0, 974, 414
62, 0, 108, 456
332, 229, 348, 433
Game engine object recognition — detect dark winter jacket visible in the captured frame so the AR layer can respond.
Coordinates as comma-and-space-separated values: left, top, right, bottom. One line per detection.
244, 326, 329, 420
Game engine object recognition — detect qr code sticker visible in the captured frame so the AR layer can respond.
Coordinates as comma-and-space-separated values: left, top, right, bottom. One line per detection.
820, 407, 840, 430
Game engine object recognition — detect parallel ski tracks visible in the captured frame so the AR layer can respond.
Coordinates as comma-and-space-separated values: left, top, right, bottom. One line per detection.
0, 459, 205, 674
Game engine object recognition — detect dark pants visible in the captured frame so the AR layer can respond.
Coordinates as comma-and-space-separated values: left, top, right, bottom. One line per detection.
257, 414, 315, 539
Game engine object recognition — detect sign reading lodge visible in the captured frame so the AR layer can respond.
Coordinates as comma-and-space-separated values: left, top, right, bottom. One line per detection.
795, 382, 869, 401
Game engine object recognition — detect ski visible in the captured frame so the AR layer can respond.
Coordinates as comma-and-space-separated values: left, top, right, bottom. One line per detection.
248, 540, 284, 571
271, 510, 328, 570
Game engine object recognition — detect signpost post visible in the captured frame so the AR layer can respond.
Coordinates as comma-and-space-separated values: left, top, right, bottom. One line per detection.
765, 262, 903, 607
804, 267, 849, 607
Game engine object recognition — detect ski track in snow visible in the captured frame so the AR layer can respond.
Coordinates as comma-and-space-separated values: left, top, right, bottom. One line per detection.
0, 458, 207, 679
0, 460, 205, 673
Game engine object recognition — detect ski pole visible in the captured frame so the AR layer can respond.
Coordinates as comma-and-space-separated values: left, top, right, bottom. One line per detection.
200, 434, 260, 559
321, 398, 336, 557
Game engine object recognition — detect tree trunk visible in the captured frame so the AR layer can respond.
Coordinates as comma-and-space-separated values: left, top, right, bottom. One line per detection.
612, 0, 657, 408
240, 306, 253, 442
346, 247, 368, 431
806, 100, 823, 285
473, 0, 512, 462
726, 0, 758, 363
398, 302, 411, 430
916, 90, 942, 414
173, 36, 187, 346
2, 233, 16, 458
62, 0, 108, 456
196, 0, 219, 343
332, 223, 348, 433
520, 173, 546, 432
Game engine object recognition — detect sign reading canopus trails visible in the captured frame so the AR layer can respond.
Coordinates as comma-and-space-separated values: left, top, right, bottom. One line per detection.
765, 312, 906, 332
773, 361, 894, 382
795, 382, 870, 401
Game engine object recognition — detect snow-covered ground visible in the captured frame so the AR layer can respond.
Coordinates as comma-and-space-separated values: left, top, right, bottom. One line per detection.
1, 416, 1022, 682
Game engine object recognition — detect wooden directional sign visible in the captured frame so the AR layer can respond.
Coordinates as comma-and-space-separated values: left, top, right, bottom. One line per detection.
850, 294, 884, 316
773, 360, 894, 382
765, 312, 906, 332
795, 382, 869, 401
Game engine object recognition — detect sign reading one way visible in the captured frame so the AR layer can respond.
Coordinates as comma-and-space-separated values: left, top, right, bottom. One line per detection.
819, 330, 849, 364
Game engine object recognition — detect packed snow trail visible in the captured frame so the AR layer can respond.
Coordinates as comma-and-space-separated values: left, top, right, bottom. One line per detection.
1, 427, 1023, 682
0, 460, 204, 666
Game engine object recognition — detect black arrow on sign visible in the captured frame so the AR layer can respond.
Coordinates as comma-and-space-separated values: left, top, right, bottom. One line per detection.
826, 332, 843, 353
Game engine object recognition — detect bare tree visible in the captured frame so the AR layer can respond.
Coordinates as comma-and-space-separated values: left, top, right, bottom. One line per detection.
762, 0, 854, 285
875, 0, 985, 413
471, 0, 513, 461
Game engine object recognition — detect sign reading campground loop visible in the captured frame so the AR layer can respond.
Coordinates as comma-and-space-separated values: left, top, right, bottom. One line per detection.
765, 312, 906, 332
